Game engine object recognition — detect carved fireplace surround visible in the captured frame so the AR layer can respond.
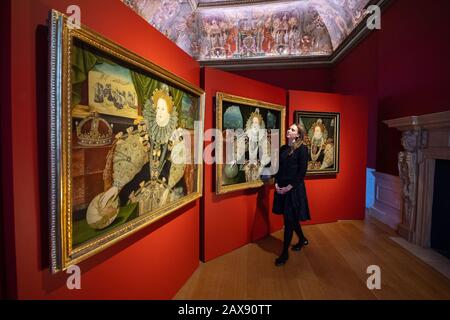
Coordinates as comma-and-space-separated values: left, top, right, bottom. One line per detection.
385, 111, 450, 247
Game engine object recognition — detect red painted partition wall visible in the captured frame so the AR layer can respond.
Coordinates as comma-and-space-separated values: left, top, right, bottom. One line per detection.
289, 91, 368, 223
201, 67, 286, 262
231, 68, 333, 93
4, 0, 201, 299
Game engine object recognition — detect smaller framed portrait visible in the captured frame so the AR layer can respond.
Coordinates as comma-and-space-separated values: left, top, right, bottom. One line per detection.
216, 92, 286, 194
294, 111, 340, 175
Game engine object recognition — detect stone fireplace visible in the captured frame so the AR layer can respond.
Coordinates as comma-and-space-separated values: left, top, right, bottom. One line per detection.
385, 111, 450, 248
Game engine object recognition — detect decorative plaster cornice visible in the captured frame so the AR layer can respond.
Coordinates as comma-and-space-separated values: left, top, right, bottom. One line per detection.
124, 0, 394, 69
197, 0, 296, 8
199, 0, 392, 69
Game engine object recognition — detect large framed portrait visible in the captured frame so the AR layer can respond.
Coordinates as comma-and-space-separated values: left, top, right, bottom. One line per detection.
294, 111, 340, 175
216, 92, 286, 194
48, 10, 205, 273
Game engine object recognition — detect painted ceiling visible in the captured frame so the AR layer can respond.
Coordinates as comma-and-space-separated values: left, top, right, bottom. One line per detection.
122, 0, 371, 64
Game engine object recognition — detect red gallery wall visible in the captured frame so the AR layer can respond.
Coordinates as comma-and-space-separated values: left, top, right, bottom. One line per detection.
201, 72, 369, 261
232, 67, 333, 93
4, 0, 201, 299
289, 91, 368, 223
201, 67, 286, 262
332, 0, 450, 175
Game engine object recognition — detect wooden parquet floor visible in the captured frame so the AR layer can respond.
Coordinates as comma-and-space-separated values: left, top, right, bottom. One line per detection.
175, 218, 450, 300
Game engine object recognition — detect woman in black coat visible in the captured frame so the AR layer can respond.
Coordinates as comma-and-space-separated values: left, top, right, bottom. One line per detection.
272, 123, 310, 266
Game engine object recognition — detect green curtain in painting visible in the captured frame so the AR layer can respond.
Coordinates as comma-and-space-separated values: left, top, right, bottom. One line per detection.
169, 86, 183, 114
129, 71, 158, 108
71, 45, 184, 113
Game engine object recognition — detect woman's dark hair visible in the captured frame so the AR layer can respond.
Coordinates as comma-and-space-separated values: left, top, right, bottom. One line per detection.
289, 123, 306, 155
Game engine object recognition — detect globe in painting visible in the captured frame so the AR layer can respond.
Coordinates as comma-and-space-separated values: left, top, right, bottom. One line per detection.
224, 163, 239, 179
223, 105, 243, 129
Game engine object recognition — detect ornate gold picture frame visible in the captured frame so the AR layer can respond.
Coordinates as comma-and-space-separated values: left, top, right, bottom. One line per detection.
294, 111, 340, 175
48, 10, 205, 273
215, 92, 286, 195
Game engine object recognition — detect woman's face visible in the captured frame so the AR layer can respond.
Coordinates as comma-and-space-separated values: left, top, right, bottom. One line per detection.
313, 125, 323, 140
287, 124, 299, 140
156, 98, 170, 127
251, 117, 260, 130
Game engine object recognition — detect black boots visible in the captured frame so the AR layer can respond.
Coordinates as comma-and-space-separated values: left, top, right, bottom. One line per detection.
291, 237, 309, 251
275, 251, 289, 266
275, 222, 309, 266
275, 238, 309, 266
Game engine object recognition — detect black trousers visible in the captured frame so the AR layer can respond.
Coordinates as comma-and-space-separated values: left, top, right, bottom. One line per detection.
282, 214, 305, 253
